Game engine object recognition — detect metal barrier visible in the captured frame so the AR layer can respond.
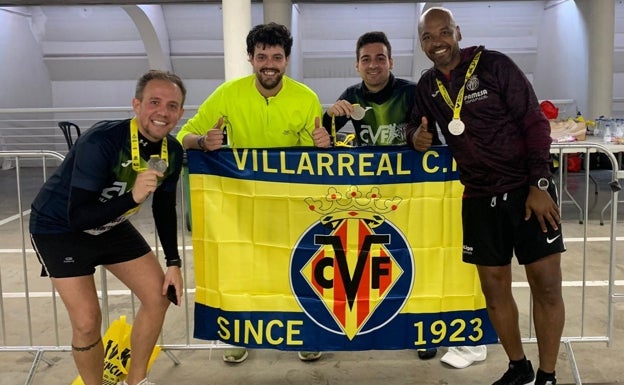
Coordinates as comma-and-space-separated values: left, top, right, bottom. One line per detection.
0, 150, 219, 385
547, 142, 621, 385
0, 145, 621, 385
0, 107, 197, 160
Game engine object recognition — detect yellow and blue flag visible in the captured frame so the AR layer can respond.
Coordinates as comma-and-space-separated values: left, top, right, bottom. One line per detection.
188, 146, 496, 351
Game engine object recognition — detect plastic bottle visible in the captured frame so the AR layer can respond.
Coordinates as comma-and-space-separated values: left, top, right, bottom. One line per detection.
616, 118, 624, 140
594, 117, 602, 137
603, 119, 612, 143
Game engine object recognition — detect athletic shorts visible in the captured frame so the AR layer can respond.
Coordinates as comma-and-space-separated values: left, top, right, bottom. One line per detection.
30, 220, 152, 278
461, 182, 566, 267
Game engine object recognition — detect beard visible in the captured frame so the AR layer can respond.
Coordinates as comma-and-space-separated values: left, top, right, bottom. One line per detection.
256, 70, 283, 90
429, 43, 461, 70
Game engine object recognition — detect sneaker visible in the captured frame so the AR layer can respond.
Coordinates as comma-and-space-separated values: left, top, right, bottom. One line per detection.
440, 345, 487, 368
118, 379, 155, 385
298, 351, 322, 361
535, 380, 556, 385
492, 360, 535, 385
535, 369, 557, 385
222, 347, 248, 363
417, 348, 437, 360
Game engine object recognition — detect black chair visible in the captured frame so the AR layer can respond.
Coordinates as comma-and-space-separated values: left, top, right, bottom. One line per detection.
58, 121, 81, 150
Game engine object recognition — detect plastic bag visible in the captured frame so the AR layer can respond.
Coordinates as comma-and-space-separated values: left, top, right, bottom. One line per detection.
540, 100, 559, 119
71, 315, 161, 385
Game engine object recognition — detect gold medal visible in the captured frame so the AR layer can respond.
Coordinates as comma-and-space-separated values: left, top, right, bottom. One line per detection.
448, 119, 465, 136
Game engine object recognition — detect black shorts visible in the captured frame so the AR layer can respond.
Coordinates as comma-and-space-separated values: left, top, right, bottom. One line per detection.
30, 220, 152, 278
461, 183, 566, 267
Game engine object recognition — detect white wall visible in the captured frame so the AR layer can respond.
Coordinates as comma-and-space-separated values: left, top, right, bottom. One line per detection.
0, 7, 54, 155
0, 7, 52, 108
2, 1, 624, 118
533, 0, 588, 117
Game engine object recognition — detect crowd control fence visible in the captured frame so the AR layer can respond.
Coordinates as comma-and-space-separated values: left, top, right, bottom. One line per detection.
0, 141, 621, 385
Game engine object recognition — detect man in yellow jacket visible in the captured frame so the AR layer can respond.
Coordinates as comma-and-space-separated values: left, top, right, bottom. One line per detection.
177, 22, 330, 364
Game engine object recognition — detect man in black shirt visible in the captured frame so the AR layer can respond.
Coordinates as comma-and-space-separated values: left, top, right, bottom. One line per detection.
30, 70, 186, 385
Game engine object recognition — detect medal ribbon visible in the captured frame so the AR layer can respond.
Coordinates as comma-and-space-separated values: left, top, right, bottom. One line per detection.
331, 115, 355, 147
130, 118, 168, 172
435, 51, 482, 121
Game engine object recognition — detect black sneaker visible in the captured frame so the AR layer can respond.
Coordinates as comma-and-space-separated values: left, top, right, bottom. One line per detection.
492, 360, 535, 385
417, 348, 437, 360
535, 369, 557, 385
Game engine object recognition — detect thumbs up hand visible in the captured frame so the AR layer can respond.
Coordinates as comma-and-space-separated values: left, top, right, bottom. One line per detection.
412, 116, 433, 152
202, 117, 225, 151
312, 116, 332, 148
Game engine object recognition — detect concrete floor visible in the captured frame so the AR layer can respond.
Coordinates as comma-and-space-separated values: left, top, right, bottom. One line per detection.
0, 162, 623, 385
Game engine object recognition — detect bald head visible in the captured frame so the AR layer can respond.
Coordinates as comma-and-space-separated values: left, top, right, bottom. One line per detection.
418, 7, 457, 36
418, 7, 462, 74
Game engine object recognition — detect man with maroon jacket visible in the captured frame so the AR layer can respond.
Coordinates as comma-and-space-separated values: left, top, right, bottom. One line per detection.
407, 7, 564, 385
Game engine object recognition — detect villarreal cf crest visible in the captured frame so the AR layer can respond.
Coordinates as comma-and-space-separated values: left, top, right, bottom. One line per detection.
291, 186, 413, 340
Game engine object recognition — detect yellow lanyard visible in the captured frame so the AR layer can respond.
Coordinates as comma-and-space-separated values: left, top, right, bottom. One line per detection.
435, 51, 482, 120
130, 118, 168, 172
331, 115, 355, 147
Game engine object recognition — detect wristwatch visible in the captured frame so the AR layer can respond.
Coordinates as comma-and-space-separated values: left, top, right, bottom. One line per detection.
536, 177, 550, 191
166, 258, 182, 267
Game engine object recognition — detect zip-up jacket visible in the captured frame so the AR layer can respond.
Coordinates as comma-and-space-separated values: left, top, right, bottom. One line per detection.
407, 46, 552, 198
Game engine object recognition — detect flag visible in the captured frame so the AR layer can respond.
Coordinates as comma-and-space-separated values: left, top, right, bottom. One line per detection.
187, 146, 496, 350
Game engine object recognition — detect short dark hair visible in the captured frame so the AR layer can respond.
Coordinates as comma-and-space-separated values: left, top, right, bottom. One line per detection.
135, 70, 187, 106
246, 22, 293, 57
356, 31, 392, 60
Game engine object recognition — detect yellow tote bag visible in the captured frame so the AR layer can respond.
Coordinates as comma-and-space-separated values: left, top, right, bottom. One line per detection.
71, 315, 161, 385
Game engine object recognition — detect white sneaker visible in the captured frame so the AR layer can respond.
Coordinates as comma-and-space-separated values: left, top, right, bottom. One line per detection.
118, 379, 155, 385
298, 351, 322, 361
440, 345, 487, 369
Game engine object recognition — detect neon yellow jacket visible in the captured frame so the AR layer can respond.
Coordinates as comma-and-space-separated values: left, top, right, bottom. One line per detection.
177, 75, 322, 148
